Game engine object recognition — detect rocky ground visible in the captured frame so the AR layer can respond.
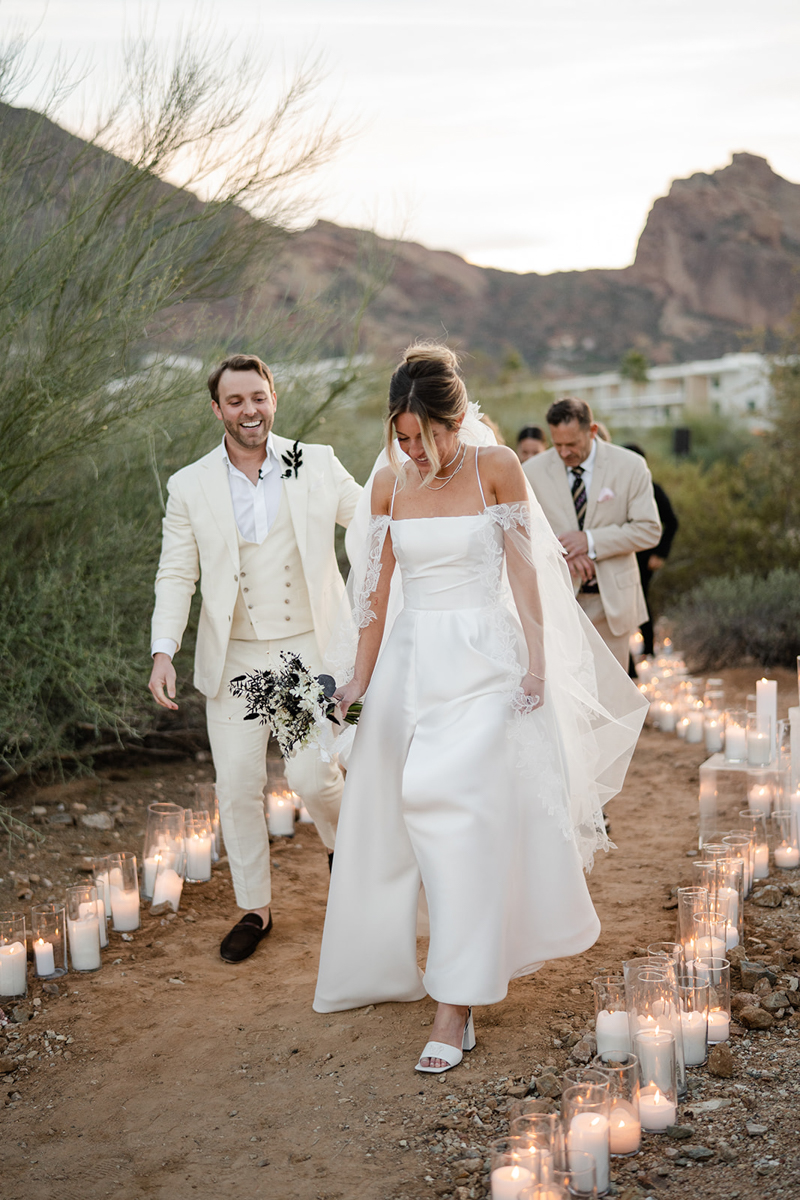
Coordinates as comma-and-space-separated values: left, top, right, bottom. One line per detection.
1, 665, 798, 1200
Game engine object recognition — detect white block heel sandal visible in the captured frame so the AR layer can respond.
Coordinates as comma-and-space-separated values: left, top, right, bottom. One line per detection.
415, 1008, 475, 1074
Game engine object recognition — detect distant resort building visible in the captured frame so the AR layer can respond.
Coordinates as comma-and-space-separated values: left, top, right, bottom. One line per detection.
543, 352, 771, 428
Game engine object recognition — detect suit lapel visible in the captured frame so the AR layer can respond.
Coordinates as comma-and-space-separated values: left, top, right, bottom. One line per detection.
548, 451, 578, 531
585, 438, 607, 528
199, 445, 240, 568
273, 434, 308, 559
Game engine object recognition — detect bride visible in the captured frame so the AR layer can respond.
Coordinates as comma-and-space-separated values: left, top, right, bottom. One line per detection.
313, 344, 647, 1073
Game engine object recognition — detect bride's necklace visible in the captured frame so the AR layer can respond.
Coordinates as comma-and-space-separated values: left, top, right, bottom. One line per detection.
422, 442, 467, 491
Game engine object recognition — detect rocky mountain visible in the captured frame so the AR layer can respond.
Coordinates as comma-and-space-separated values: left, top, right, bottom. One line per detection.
275, 153, 800, 374
2, 94, 797, 374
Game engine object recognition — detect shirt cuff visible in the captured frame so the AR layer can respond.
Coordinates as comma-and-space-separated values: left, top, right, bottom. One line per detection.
585, 530, 597, 559
151, 638, 178, 659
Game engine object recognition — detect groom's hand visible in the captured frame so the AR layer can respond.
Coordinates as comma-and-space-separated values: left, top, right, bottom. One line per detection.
149, 653, 179, 710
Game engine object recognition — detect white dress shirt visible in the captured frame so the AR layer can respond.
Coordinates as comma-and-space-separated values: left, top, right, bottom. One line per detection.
152, 434, 284, 658
566, 436, 598, 559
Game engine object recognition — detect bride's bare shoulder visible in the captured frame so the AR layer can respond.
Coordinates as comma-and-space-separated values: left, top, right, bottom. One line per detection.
479, 444, 528, 502
371, 466, 397, 515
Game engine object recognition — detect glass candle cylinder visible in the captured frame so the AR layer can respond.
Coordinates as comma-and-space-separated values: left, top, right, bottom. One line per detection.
592, 976, 630, 1056
623, 962, 686, 1100
748, 714, 773, 767
266, 789, 296, 837
195, 783, 221, 861
518, 1186, 571, 1200
0, 911, 27, 997
747, 769, 773, 818
563, 1067, 612, 1092
143, 803, 186, 898
722, 833, 755, 897
548, 1157, 598, 1199
66, 884, 102, 972
510, 1114, 560, 1179
677, 887, 709, 953
93, 854, 113, 920
489, 1136, 542, 1199
633, 1028, 678, 1131
562, 1084, 611, 1195
647, 943, 684, 972
691, 862, 742, 951
151, 849, 186, 913
89, 872, 109, 948
704, 709, 724, 754
693, 957, 731, 1042
738, 808, 770, 880
590, 1052, 641, 1157
184, 811, 213, 882
108, 852, 140, 931
724, 709, 748, 763
31, 902, 67, 977
684, 702, 705, 745
771, 809, 800, 869
677, 976, 709, 1066
658, 701, 677, 734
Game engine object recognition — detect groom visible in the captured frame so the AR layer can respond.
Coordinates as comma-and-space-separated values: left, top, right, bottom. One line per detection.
148, 353, 361, 961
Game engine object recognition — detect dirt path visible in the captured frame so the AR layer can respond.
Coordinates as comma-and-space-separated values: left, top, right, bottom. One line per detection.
2, 667, 799, 1200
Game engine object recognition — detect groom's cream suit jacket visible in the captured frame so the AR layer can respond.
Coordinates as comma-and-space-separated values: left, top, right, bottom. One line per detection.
524, 440, 661, 637
151, 435, 361, 698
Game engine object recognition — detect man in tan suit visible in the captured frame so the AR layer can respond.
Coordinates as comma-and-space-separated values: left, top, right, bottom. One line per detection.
148, 354, 361, 961
523, 398, 661, 666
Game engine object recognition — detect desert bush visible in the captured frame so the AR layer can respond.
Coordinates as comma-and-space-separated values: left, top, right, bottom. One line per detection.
669, 568, 800, 670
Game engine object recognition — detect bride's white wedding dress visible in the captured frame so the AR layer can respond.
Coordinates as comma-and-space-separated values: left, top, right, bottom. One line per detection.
314, 447, 644, 1013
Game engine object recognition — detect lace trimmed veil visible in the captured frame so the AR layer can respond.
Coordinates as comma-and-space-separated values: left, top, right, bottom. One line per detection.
324, 402, 648, 870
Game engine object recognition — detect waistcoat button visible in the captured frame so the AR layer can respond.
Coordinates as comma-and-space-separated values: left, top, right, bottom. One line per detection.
285, 615, 290, 621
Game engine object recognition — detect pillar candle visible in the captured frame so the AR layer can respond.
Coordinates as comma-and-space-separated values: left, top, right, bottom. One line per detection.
707, 1009, 730, 1043
659, 703, 677, 733
685, 710, 704, 744
789, 706, 800, 791
757, 678, 777, 744
152, 867, 183, 911
748, 731, 771, 767
185, 835, 212, 881
110, 886, 140, 932
679, 1010, 707, 1066
704, 718, 724, 753
0, 941, 27, 995
774, 844, 800, 869
33, 938, 55, 976
724, 723, 747, 761
748, 784, 772, 817
595, 1009, 631, 1056
568, 1113, 610, 1193
490, 1165, 533, 1199
638, 1086, 677, 1132
267, 794, 296, 837
609, 1099, 641, 1155
754, 843, 770, 879
695, 934, 726, 959
67, 916, 101, 971
717, 885, 739, 926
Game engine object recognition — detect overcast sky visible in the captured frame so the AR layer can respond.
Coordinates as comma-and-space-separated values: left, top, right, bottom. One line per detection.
4, 0, 800, 274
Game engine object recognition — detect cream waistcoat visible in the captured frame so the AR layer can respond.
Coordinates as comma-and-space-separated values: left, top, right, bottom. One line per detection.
230, 489, 313, 640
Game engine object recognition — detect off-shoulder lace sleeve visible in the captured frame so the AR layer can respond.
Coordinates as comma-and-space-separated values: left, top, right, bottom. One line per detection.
352, 515, 391, 630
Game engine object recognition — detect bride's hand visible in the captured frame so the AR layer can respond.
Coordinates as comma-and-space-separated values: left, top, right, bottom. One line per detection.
332, 679, 364, 721
521, 672, 545, 711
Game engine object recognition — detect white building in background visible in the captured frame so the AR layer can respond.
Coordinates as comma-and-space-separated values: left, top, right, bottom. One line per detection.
543, 352, 771, 428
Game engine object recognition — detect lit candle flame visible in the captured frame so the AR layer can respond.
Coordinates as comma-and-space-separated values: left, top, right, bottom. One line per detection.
653, 1089, 662, 1104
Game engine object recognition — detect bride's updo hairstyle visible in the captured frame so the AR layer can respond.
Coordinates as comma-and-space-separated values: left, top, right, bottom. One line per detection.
385, 342, 469, 484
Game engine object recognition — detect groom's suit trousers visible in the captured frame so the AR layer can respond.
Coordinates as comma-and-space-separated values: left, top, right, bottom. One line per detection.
206, 631, 343, 910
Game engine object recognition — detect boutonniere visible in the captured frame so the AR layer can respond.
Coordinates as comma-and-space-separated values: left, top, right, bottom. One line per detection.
281, 441, 303, 479
597, 487, 615, 503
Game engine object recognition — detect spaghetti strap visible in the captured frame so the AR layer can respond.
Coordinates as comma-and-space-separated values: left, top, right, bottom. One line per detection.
389, 476, 399, 519
475, 446, 487, 510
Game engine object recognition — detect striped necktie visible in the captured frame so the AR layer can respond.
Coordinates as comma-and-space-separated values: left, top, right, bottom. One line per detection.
571, 466, 587, 531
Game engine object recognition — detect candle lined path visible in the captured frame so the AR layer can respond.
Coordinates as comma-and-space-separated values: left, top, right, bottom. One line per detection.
2, 670, 800, 1200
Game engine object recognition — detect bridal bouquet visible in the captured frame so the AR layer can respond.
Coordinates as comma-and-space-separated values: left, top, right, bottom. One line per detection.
230, 653, 361, 758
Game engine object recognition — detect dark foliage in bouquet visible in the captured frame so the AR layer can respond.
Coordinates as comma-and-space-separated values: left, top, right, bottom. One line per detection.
229, 653, 360, 758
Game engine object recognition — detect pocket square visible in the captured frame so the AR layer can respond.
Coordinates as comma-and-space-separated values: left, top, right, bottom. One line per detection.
597, 487, 615, 502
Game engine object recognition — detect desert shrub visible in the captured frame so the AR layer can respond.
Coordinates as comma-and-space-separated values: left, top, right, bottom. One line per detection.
669, 568, 800, 670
